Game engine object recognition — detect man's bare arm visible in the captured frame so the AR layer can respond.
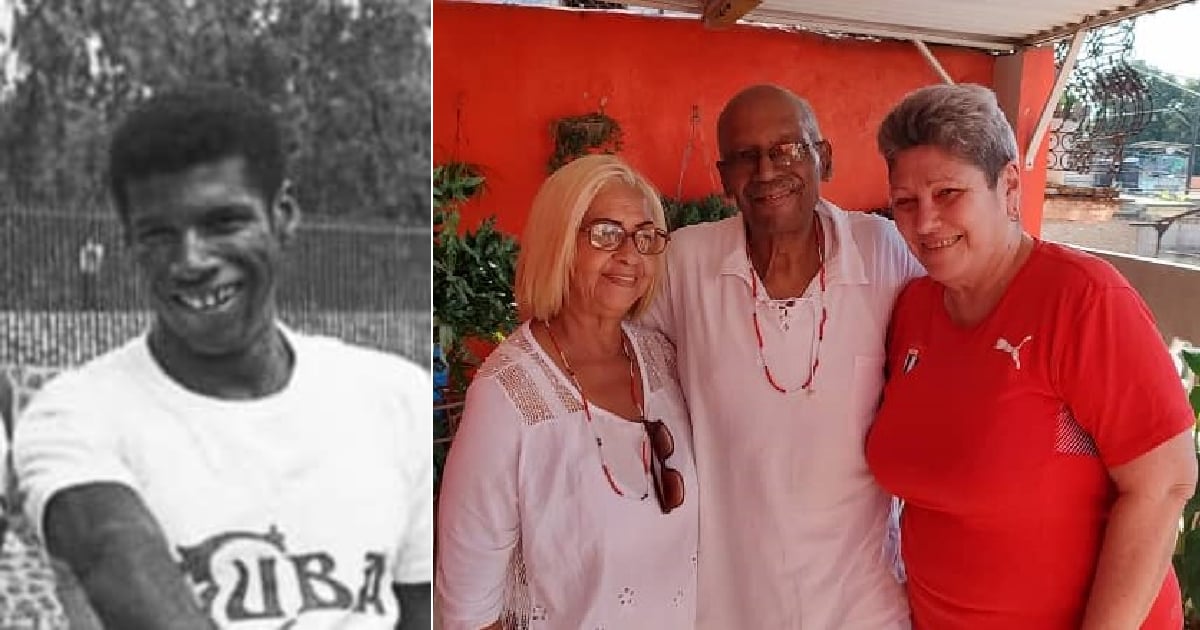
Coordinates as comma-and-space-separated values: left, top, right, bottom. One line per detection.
394, 582, 431, 630
44, 482, 216, 630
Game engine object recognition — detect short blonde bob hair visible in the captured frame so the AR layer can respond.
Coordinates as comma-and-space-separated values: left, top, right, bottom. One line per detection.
516, 154, 668, 323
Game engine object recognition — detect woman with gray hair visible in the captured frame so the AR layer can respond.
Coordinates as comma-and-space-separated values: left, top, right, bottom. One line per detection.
436, 154, 698, 629
865, 83, 1196, 629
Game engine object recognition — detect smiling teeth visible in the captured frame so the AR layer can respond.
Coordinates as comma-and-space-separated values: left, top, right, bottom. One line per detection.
924, 236, 961, 250
176, 284, 237, 311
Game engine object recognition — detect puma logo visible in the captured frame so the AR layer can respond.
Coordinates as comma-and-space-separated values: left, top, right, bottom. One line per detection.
994, 335, 1033, 370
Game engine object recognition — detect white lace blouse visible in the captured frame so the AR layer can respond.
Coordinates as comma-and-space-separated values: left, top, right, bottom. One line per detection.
436, 321, 699, 630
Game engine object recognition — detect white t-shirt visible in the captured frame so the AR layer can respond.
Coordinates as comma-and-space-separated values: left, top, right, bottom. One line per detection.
14, 327, 432, 629
436, 322, 699, 630
643, 201, 923, 630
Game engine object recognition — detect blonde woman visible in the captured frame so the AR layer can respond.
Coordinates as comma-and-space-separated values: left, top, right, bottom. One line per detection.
436, 155, 698, 630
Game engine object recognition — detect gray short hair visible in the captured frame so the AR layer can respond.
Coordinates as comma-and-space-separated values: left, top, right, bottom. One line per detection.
876, 84, 1017, 187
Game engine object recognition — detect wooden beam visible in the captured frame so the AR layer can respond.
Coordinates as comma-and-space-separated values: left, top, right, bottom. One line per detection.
913, 40, 954, 84
702, 0, 761, 29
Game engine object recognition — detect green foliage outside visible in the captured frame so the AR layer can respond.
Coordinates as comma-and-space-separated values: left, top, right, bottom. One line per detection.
662, 194, 738, 231
1129, 61, 1200, 178
1177, 348, 1200, 627
1, 0, 430, 223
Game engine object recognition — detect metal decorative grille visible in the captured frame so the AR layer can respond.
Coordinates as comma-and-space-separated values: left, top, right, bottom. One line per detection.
1048, 20, 1154, 182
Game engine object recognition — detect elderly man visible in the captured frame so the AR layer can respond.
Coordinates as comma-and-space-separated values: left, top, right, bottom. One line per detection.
14, 85, 431, 630
644, 84, 922, 629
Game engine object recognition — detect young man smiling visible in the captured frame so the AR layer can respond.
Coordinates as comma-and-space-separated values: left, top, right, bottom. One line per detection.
14, 85, 432, 630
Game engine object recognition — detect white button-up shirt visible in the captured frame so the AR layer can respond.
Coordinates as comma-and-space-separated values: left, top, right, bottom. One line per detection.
644, 200, 922, 630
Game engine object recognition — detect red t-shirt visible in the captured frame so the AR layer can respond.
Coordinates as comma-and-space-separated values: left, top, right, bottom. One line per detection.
866, 240, 1193, 630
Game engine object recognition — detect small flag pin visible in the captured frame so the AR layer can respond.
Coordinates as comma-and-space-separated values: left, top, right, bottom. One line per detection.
902, 348, 920, 374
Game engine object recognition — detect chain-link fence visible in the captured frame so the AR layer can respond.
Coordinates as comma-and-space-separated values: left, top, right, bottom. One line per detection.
1, 206, 430, 370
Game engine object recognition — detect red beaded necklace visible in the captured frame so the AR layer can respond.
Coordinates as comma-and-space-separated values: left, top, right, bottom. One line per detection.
542, 320, 650, 498
749, 219, 827, 394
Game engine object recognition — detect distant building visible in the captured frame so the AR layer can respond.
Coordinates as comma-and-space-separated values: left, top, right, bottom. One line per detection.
1118, 141, 1191, 193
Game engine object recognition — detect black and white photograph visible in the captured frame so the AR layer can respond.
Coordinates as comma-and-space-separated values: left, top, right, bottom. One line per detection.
0, 1, 432, 628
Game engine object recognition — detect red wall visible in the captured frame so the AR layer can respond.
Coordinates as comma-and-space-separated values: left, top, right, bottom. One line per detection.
434, 2, 1016, 234
1013, 47, 1057, 235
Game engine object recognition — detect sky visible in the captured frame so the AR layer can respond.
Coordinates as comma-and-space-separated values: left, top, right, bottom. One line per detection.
1133, 2, 1200, 79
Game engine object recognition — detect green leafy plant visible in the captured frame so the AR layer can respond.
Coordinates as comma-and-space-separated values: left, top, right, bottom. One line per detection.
1177, 347, 1200, 628
432, 163, 519, 393
548, 111, 623, 173
662, 194, 738, 231
433, 162, 486, 210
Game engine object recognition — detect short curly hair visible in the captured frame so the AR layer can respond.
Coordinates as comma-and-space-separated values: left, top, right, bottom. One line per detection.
107, 84, 284, 221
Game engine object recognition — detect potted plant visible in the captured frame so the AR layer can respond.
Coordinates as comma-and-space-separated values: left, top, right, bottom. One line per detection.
432, 206, 519, 391
548, 111, 623, 173
662, 194, 738, 231
432, 161, 519, 489
1177, 347, 1200, 628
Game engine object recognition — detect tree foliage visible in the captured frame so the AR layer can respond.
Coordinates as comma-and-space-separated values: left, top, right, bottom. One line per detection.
1129, 60, 1200, 175
0, 0, 431, 223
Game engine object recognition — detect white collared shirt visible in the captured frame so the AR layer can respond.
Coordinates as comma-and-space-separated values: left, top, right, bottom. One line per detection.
643, 200, 923, 630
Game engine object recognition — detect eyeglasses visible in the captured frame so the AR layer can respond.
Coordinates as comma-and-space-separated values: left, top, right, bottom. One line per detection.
720, 140, 824, 172
643, 418, 685, 514
581, 220, 670, 255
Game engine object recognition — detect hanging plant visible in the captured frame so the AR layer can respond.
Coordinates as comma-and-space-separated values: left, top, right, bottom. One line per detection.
433, 161, 486, 210
548, 111, 624, 173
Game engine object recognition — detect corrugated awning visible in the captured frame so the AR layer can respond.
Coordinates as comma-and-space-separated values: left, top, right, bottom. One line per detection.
616, 0, 1195, 50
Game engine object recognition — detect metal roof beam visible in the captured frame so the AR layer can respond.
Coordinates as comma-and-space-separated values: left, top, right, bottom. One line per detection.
617, 0, 1021, 50
1020, 0, 1194, 47
728, 7, 1021, 50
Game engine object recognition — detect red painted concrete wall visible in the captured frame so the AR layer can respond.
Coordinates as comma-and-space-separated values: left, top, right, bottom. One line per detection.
1013, 47, 1057, 236
433, 2, 1048, 236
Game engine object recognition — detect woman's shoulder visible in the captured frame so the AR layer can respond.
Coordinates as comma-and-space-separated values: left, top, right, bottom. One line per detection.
467, 323, 577, 429
625, 322, 676, 363
474, 323, 540, 383
625, 321, 680, 395
895, 274, 940, 305
1025, 240, 1132, 294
